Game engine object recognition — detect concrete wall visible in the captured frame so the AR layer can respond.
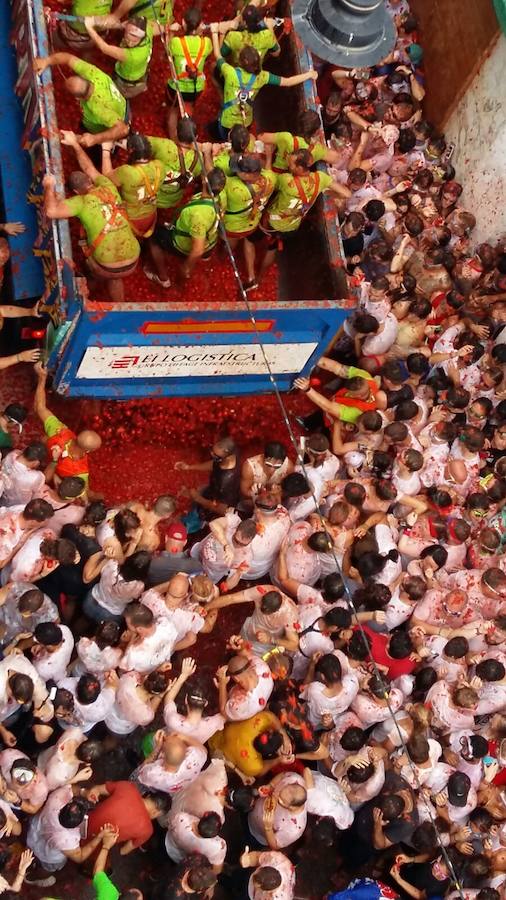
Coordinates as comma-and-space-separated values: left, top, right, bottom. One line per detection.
444, 34, 506, 244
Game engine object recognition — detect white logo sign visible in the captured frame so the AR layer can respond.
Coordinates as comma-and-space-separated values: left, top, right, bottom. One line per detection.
76, 343, 318, 379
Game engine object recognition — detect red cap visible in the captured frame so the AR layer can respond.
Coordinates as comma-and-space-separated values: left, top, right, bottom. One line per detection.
166, 522, 188, 542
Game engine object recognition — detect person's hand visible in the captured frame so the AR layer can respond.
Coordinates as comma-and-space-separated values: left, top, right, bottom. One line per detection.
19, 349, 41, 363
0, 727, 16, 747
174, 460, 190, 470
307, 70, 318, 81
457, 344, 474, 358
240, 846, 252, 868
100, 823, 120, 849
78, 133, 95, 149
105, 669, 119, 688
198, 142, 213, 155
255, 630, 270, 645
34, 57, 48, 75
180, 657, 196, 678
471, 324, 489, 340
214, 665, 230, 688
458, 841, 474, 856
353, 526, 367, 539
321, 713, 334, 729
294, 376, 310, 392
227, 634, 244, 651
433, 790, 447, 807
223, 544, 234, 566
86, 786, 102, 803
17, 849, 34, 876
210, 22, 219, 33
2, 221, 26, 236
60, 130, 79, 148
373, 807, 386, 828
84, 16, 96, 31
78, 764, 93, 782
372, 610, 386, 624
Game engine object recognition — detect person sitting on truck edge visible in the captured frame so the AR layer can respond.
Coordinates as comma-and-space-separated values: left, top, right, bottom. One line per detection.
33, 363, 101, 497
258, 148, 351, 280
145, 167, 227, 288
44, 136, 141, 303
209, 29, 318, 142
34, 53, 129, 150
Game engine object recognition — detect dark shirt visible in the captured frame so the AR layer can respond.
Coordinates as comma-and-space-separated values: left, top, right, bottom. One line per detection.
38, 524, 100, 601
342, 233, 364, 260
206, 458, 241, 507
401, 860, 451, 897
147, 550, 202, 586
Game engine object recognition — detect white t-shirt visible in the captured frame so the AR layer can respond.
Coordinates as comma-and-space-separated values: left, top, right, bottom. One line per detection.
165, 811, 226, 865
198, 512, 252, 582
75, 637, 122, 676
244, 508, 291, 580
163, 700, 225, 743
248, 851, 295, 900
57, 677, 115, 733
248, 773, 307, 848
27, 785, 80, 871
120, 619, 178, 673
0, 582, 58, 644
105, 672, 155, 734
137, 745, 207, 794
38, 727, 86, 792
362, 313, 399, 356
8, 528, 57, 583
1, 452, 45, 506
33, 624, 75, 684
271, 521, 320, 587
224, 656, 274, 721
306, 771, 354, 830
92, 560, 144, 615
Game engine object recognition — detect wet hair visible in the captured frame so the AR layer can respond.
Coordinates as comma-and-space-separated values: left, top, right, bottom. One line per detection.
454, 686, 478, 708
322, 572, 345, 602
8, 673, 34, 703
348, 761, 375, 783
368, 673, 389, 698
114, 509, 141, 544
420, 544, 448, 568
403, 576, 426, 602
343, 482, 366, 507
404, 212, 424, 236
466, 492, 491, 514
144, 670, 170, 695
324, 607, 351, 630
238, 45, 261, 74
413, 666, 438, 695
307, 531, 333, 554
460, 426, 485, 452
359, 411, 383, 432
348, 167, 367, 187
353, 312, 379, 334
253, 868, 282, 891
397, 127, 416, 153
315, 653, 342, 685
384, 422, 408, 443
340, 726, 366, 751
176, 117, 197, 144
58, 798, 86, 829
76, 739, 102, 763
94, 620, 121, 650
127, 132, 153, 162
353, 582, 391, 611
378, 794, 405, 820
402, 448, 424, 472
412, 822, 439, 854
34, 622, 63, 646
446, 385, 470, 410
197, 811, 222, 838
236, 518, 258, 544
282, 472, 309, 499
229, 125, 250, 153
260, 590, 283, 615
82, 501, 107, 525
76, 674, 101, 705
466, 855, 492, 880
56, 539, 78, 565
4, 402, 27, 424
372, 451, 393, 476
427, 486, 452, 509
23, 441, 47, 464
18, 588, 44, 615
183, 6, 202, 31
23, 498, 53, 522
264, 441, 287, 461
228, 785, 256, 813
444, 636, 469, 659
475, 659, 505, 682
407, 733, 430, 764
119, 550, 151, 584
364, 199, 386, 222
388, 630, 413, 659
406, 353, 430, 377
54, 687, 74, 713
299, 109, 321, 140
252, 729, 283, 759
346, 630, 372, 661
125, 602, 154, 629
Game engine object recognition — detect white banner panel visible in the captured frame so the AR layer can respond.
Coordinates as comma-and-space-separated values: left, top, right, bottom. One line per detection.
76, 343, 318, 379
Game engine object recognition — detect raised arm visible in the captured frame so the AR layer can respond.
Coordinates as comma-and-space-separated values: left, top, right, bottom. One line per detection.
279, 70, 318, 88
33, 361, 53, 424
61, 131, 102, 182
34, 52, 80, 75
84, 18, 127, 61
43, 175, 75, 221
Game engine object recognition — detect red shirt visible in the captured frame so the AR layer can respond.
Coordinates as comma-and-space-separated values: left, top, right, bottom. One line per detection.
354, 625, 417, 680
87, 781, 153, 848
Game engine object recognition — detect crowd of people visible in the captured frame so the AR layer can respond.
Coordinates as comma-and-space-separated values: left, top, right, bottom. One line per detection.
0, 0, 505, 898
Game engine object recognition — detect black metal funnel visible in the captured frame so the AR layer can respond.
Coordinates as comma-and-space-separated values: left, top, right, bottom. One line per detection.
293, 0, 397, 69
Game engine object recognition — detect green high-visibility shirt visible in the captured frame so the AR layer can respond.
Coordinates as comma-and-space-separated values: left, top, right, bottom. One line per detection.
148, 136, 202, 208
271, 131, 327, 172
115, 23, 154, 83
266, 170, 332, 233
64, 175, 140, 265
93, 872, 120, 900
131, 0, 173, 24
223, 169, 277, 234
112, 159, 168, 222
172, 193, 225, 255
167, 35, 212, 94
71, 0, 112, 34
221, 26, 279, 66
217, 58, 280, 129
73, 59, 126, 133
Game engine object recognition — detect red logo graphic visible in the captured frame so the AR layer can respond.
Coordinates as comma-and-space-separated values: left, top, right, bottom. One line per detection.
110, 355, 140, 369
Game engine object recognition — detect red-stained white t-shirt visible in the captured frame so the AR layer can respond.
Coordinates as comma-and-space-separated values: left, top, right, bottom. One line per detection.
137, 745, 207, 795
224, 656, 274, 722
1, 452, 45, 506
33, 624, 74, 683
248, 851, 295, 900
